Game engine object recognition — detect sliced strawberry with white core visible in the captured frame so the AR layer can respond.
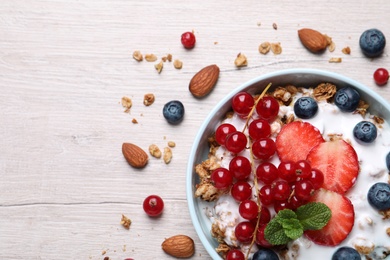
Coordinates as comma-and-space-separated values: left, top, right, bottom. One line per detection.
304, 188, 354, 246
306, 139, 359, 194
275, 121, 325, 162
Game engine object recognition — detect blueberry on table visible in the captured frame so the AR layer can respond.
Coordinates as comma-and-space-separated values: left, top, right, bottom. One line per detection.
294, 96, 318, 119
163, 100, 185, 124
332, 246, 361, 260
334, 87, 360, 112
353, 121, 377, 143
367, 182, 390, 211
386, 152, 390, 171
252, 248, 279, 260
359, 28, 386, 58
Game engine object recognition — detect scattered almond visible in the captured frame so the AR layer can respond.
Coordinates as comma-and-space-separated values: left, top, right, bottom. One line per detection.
145, 54, 158, 62
259, 42, 271, 54
155, 61, 163, 73
342, 46, 351, 55
163, 147, 172, 164
121, 96, 132, 113
189, 64, 220, 98
234, 53, 248, 67
120, 214, 132, 229
271, 42, 282, 54
122, 143, 148, 168
298, 28, 328, 53
161, 235, 195, 258
144, 93, 155, 106
149, 144, 162, 158
132, 50, 143, 62
329, 57, 342, 63
173, 59, 183, 69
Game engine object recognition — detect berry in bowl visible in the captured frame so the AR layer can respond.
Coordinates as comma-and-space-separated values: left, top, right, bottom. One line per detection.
186, 69, 390, 260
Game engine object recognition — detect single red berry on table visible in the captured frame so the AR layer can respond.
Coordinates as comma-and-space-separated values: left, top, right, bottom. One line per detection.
226, 249, 245, 260
231, 181, 252, 202
235, 221, 255, 243
232, 92, 255, 117
229, 156, 252, 180
181, 31, 196, 49
211, 167, 233, 189
143, 195, 164, 217
373, 68, 389, 86
215, 123, 236, 145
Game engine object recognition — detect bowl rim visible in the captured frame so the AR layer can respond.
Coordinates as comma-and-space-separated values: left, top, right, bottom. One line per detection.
185, 68, 390, 259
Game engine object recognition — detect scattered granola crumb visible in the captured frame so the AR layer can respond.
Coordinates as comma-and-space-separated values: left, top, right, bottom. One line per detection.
272, 22, 278, 30
342, 46, 351, 55
155, 61, 163, 73
168, 141, 176, 148
132, 50, 143, 62
173, 59, 183, 69
163, 147, 172, 164
143, 93, 155, 106
271, 42, 282, 55
259, 42, 271, 54
161, 56, 167, 62
257, 22, 261, 26
167, 53, 173, 62
234, 53, 248, 67
132, 118, 138, 124
145, 54, 158, 62
121, 96, 132, 113
120, 214, 132, 229
387, 227, 390, 236
102, 250, 107, 255
324, 34, 333, 46
122, 245, 127, 252
328, 41, 336, 52
149, 144, 162, 158
214, 41, 219, 45
329, 57, 342, 63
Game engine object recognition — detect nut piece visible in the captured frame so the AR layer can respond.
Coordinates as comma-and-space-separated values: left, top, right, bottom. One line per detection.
144, 93, 155, 106
234, 53, 248, 67
121, 96, 132, 113
163, 147, 172, 164
329, 57, 342, 63
342, 46, 351, 55
173, 59, 183, 69
161, 235, 195, 258
145, 54, 158, 62
120, 214, 132, 229
271, 42, 282, 54
167, 53, 173, 62
132, 51, 143, 61
149, 144, 162, 158
155, 61, 163, 73
122, 143, 148, 168
189, 64, 220, 98
298, 28, 329, 52
259, 42, 271, 54
167, 141, 176, 148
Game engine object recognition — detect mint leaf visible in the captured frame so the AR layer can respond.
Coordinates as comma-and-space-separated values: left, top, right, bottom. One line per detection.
264, 217, 291, 245
281, 218, 303, 240
296, 202, 332, 230
274, 209, 297, 221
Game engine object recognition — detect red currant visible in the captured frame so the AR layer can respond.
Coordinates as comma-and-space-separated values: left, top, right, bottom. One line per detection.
229, 156, 252, 180
211, 168, 233, 189
239, 200, 259, 220
373, 68, 389, 86
226, 249, 245, 260
231, 181, 252, 202
225, 131, 247, 154
235, 221, 255, 243
255, 225, 272, 247
309, 168, 325, 189
143, 195, 164, 217
181, 31, 196, 49
256, 162, 279, 184
252, 138, 276, 160
278, 161, 297, 183
258, 206, 271, 225
232, 92, 255, 117
295, 160, 312, 180
274, 200, 289, 213
271, 180, 291, 201
294, 179, 315, 200
215, 123, 236, 145
259, 184, 274, 205
256, 96, 279, 122
248, 119, 271, 140
288, 195, 305, 210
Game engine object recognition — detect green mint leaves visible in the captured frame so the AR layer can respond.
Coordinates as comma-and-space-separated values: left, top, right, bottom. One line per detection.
264, 202, 331, 245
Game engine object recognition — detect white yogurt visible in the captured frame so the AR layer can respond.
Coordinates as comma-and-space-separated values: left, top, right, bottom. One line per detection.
208, 91, 390, 259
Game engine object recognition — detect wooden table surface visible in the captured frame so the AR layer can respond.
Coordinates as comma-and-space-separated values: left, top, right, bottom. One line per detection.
1, 0, 389, 259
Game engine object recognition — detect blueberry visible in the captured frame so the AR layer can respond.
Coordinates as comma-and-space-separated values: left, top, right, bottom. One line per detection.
332, 247, 361, 260
294, 96, 318, 119
359, 28, 386, 58
334, 87, 360, 112
252, 248, 279, 260
353, 121, 377, 143
386, 152, 390, 171
163, 100, 185, 124
367, 182, 390, 211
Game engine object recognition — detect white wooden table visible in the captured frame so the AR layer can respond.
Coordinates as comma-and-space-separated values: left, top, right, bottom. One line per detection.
0, 1, 389, 259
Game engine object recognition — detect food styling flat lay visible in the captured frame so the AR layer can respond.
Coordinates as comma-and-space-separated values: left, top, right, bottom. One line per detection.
1, 1, 390, 260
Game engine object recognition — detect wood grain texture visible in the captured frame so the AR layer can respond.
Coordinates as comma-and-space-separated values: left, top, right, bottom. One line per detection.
0, 0, 389, 259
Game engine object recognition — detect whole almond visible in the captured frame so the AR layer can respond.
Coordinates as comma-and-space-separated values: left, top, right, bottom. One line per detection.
298, 28, 328, 53
189, 64, 219, 98
161, 234, 195, 258
122, 143, 148, 168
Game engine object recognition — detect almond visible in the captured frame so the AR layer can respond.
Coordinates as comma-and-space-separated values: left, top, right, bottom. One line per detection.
162, 235, 195, 258
298, 28, 328, 53
122, 143, 148, 168
189, 64, 219, 98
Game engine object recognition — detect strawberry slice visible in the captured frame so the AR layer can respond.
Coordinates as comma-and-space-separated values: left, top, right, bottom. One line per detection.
306, 139, 359, 194
275, 121, 325, 162
304, 188, 354, 246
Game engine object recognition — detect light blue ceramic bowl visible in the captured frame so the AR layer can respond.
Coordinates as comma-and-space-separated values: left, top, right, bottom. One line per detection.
186, 68, 390, 259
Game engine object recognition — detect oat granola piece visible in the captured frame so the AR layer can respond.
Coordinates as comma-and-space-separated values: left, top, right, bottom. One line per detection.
342, 46, 351, 55
161, 56, 167, 62
259, 42, 271, 54
329, 57, 342, 63
273, 87, 293, 104
324, 34, 333, 46
145, 53, 158, 62
163, 147, 172, 164
234, 53, 248, 67
195, 181, 222, 201
173, 59, 183, 69
373, 115, 385, 125
313, 83, 337, 101
154, 61, 163, 73
149, 144, 162, 158
132, 50, 143, 61
380, 208, 390, 219
167, 53, 173, 62
120, 214, 132, 229
215, 243, 230, 256
271, 42, 282, 54
143, 93, 155, 106
211, 222, 226, 243
355, 100, 370, 117
121, 96, 132, 113
387, 227, 390, 236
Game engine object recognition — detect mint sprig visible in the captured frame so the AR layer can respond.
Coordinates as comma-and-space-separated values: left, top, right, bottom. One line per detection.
264, 202, 331, 245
